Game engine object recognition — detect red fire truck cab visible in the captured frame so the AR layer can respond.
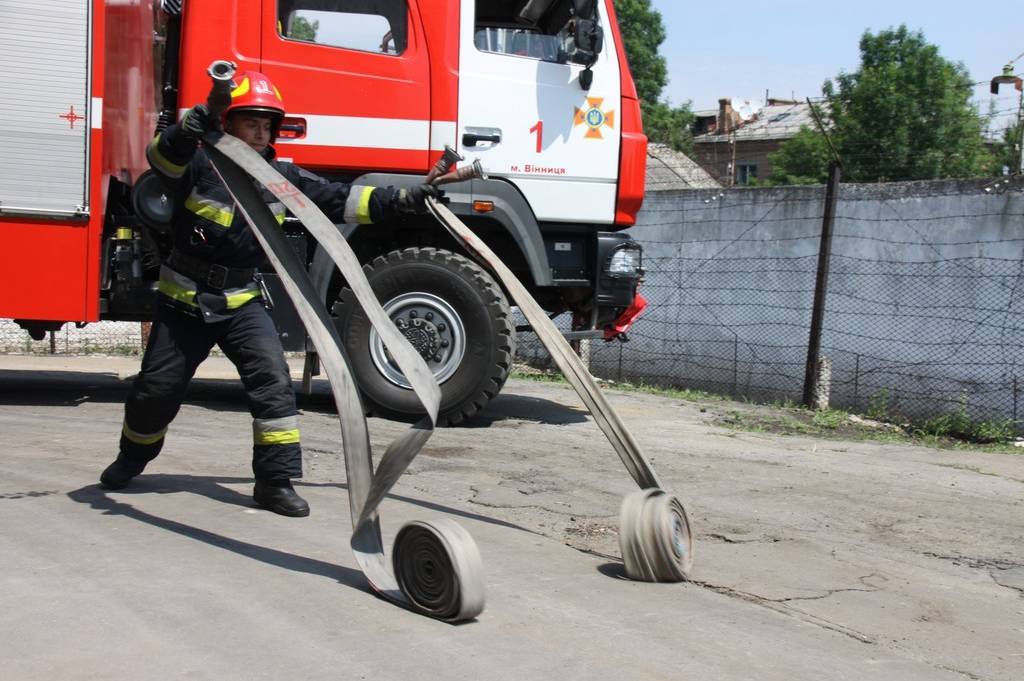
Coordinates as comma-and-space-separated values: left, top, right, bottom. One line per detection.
0, 0, 648, 424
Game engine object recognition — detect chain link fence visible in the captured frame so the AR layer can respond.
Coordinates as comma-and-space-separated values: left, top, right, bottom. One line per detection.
822, 216, 1024, 428
519, 179, 1024, 431
0, 320, 145, 355
4, 178, 1022, 431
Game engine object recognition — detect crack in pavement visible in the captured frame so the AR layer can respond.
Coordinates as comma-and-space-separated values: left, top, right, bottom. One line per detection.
688, 576, 882, 645
923, 552, 1021, 571
0, 490, 60, 500
697, 574, 880, 604
932, 663, 988, 681
703, 532, 783, 544
930, 462, 1024, 485
924, 552, 1024, 596
466, 485, 572, 515
465, 484, 618, 518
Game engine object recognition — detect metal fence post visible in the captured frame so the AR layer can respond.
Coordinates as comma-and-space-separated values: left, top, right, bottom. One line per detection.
1014, 375, 1019, 427
852, 353, 860, 411
802, 161, 841, 409
616, 341, 623, 383
732, 335, 739, 396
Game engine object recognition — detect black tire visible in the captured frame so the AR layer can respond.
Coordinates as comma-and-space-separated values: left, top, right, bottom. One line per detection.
333, 247, 515, 425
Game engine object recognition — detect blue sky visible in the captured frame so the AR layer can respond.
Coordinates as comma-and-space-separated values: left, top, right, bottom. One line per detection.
648, 0, 1023, 132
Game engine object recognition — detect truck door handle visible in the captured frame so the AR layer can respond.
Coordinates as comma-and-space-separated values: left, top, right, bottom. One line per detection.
278, 117, 307, 139
462, 128, 502, 147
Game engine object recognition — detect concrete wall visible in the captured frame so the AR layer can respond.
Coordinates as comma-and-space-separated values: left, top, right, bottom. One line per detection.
4, 178, 1021, 426
586, 179, 1024, 425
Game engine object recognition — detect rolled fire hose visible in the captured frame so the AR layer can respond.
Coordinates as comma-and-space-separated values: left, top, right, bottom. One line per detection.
425, 200, 694, 582
203, 63, 483, 621
202, 60, 691, 618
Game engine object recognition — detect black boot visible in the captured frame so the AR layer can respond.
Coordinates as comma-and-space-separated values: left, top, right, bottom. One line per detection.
253, 479, 310, 517
99, 455, 148, 490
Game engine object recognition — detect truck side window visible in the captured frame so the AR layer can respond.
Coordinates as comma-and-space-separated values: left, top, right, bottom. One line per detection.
474, 0, 576, 64
278, 0, 408, 55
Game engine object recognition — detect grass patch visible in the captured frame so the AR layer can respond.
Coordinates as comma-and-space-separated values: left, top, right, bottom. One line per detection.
511, 369, 569, 385
912, 411, 1015, 444
507, 370, 1021, 453
811, 408, 850, 430
510, 370, 718, 402
720, 409, 815, 436
604, 379, 718, 403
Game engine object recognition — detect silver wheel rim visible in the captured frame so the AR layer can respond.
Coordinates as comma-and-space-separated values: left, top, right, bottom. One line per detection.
369, 292, 467, 389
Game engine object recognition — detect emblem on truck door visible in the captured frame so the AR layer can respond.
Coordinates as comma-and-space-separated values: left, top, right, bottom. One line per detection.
573, 97, 616, 139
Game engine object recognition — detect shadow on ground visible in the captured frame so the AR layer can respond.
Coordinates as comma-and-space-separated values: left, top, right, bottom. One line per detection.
68, 473, 536, 575
0, 369, 253, 410
67, 478, 370, 592
458, 391, 588, 427
597, 562, 627, 580
1, 368, 588, 426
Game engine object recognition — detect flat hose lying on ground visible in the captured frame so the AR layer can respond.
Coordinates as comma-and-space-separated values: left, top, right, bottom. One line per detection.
204, 133, 484, 621
426, 200, 694, 581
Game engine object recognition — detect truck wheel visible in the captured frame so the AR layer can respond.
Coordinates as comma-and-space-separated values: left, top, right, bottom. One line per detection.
333, 247, 515, 425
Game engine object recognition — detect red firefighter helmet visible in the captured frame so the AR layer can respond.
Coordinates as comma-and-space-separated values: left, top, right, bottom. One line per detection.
225, 71, 285, 138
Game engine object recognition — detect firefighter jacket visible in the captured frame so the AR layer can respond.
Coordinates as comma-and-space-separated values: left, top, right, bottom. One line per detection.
146, 122, 397, 322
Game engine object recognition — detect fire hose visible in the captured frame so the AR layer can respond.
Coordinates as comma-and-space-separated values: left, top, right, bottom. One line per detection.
425, 199, 694, 583
200, 60, 693, 622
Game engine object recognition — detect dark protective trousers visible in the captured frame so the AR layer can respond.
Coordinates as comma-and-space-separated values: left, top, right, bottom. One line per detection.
119, 301, 302, 479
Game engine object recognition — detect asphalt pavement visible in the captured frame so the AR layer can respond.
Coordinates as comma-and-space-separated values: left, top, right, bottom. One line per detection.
1, 355, 1021, 680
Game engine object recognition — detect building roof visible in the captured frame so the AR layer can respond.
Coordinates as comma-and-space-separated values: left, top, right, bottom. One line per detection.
693, 100, 820, 144
646, 144, 722, 191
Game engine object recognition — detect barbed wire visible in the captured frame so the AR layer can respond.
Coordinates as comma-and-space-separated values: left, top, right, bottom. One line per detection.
522, 181, 1024, 428
4, 180, 1022, 431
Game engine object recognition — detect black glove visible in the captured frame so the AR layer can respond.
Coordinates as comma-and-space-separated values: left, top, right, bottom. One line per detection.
394, 184, 446, 214
179, 104, 217, 141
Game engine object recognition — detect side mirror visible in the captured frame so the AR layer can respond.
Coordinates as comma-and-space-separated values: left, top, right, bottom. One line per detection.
571, 18, 603, 90
574, 18, 603, 56
568, 0, 603, 60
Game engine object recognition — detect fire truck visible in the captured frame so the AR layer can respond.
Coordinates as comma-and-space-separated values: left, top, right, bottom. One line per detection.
0, 0, 648, 424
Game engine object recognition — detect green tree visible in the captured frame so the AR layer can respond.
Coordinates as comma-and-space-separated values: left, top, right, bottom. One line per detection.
643, 100, 696, 153
766, 126, 831, 185
614, 0, 693, 153
613, 0, 666, 105
992, 121, 1022, 174
823, 25, 988, 182
290, 15, 319, 42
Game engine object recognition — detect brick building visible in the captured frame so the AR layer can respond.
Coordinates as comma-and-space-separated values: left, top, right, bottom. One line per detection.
693, 98, 817, 185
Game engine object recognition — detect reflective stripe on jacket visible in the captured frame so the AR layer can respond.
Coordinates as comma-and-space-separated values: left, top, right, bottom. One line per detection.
157, 265, 262, 320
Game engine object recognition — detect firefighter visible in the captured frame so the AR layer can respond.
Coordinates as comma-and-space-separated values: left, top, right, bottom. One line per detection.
100, 71, 441, 516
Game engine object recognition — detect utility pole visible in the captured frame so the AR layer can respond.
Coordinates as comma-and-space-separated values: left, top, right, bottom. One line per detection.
802, 98, 843, 409
802, 160, 841, 409
1018, 89, 1024, 176
730, 132, 737, 186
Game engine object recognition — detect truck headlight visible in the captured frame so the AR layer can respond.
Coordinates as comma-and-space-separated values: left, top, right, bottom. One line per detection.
607, 245, 642, 275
